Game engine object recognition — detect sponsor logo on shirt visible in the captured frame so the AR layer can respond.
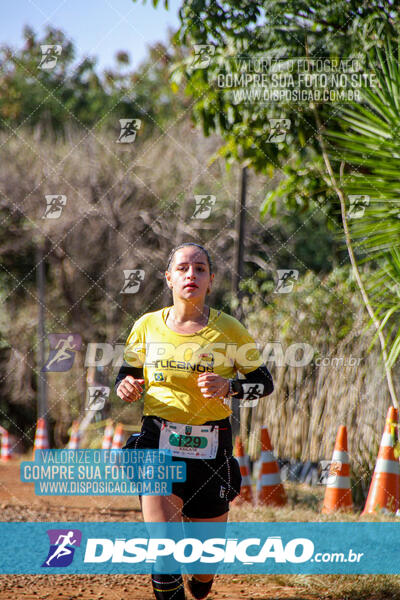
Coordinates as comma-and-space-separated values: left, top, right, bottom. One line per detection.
154, 359, 214, 373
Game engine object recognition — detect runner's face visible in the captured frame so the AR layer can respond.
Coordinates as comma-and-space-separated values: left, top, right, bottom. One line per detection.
167, 247, 213, 300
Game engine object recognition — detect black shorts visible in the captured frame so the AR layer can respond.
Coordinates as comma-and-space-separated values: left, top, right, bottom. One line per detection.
123, 415, 242, 519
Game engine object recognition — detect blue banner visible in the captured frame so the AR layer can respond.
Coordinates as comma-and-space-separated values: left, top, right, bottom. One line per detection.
0, 522, 399, 574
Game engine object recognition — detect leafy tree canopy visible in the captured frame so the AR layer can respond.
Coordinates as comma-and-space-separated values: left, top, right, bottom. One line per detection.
139, 0, 400, 218
0, 25, 188, 138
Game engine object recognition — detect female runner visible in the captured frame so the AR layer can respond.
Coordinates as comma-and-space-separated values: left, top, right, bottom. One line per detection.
115, 242, 274, 600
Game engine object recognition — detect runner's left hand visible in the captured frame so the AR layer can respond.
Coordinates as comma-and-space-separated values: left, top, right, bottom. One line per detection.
197, 373, 229, 399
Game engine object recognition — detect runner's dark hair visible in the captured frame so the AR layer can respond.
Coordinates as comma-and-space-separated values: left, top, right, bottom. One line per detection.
166, 243, 213, 274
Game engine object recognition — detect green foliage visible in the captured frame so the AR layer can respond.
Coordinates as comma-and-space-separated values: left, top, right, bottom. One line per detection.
0, 25, 187, 138
166, 0, 400, 217
260, 152, 336, 217
163, 0, 400, 379
326, 39, 400, 368
243, 265, 360, 349
1, 26, 104, 132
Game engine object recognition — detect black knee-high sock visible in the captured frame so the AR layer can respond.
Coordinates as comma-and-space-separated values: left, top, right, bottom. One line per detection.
188, 576, 213, 599
151, 573, 185, 600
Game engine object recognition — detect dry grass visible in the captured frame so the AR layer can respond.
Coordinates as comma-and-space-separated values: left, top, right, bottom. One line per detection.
228, 482, 400, 599
240, 573, 400, 599
237, 270, 400, 487
230, 481, 400, 522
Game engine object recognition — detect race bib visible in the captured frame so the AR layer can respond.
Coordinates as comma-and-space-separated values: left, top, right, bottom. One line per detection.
159, 421, 218, 459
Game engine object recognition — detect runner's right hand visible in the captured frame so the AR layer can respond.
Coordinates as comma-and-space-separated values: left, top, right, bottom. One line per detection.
117, 376, 145, 403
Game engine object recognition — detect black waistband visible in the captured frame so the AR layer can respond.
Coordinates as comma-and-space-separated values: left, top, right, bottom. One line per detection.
144, 415, 231, 429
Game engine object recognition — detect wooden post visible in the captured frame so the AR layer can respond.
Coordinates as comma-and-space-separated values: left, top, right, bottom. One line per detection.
232, 167, 247, 319
231, 166, 247, 438
36, 245, 47, 421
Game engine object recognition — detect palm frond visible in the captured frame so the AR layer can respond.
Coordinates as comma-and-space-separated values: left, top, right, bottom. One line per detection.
325, 38, 400, 371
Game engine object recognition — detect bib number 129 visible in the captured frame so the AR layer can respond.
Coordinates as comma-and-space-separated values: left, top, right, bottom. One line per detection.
159, 422, 218, 458
170, 434, 207, 449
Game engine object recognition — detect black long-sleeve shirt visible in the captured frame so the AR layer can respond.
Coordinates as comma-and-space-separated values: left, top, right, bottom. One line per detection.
114, 361, 273, 400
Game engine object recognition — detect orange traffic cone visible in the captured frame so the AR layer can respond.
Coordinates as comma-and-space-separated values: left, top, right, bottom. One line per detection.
1, 429, 12, 461
232, 436, 253, 505
67, 420, 81, 449
102, 421, 114, 449
322, 425, 353, 513
362, 406, 400, 515
111, 423, 124, 449
33, 417, 49, 455
257, 427, 286, 506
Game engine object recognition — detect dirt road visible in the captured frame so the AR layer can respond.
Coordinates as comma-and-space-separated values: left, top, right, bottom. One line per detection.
0, 461, 396, 600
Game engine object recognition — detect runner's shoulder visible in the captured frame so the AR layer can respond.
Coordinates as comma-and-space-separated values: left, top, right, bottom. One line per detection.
130, 308, 164, 329
216, 309, 249, 334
